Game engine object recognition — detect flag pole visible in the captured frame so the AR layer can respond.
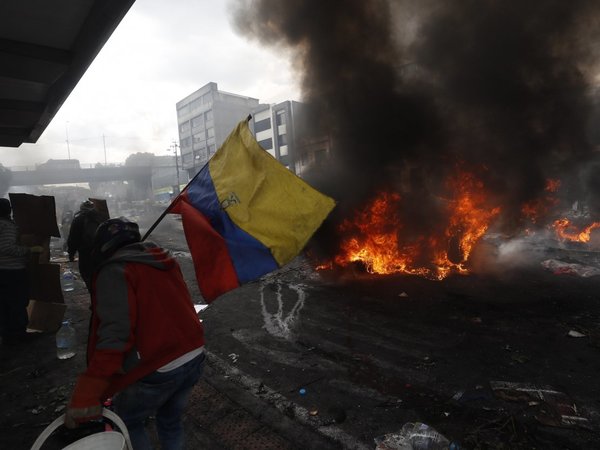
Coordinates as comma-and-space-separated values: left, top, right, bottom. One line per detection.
141, 161, 204, 241
141, 115, 252, 242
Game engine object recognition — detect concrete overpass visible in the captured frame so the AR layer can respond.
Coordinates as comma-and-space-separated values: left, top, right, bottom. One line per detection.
9, 165, 153, 186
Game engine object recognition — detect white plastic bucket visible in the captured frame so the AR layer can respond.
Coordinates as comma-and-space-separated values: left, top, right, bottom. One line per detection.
30, 408, 133, 450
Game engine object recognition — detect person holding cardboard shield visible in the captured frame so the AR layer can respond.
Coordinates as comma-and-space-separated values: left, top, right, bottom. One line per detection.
0, 198, 43, 345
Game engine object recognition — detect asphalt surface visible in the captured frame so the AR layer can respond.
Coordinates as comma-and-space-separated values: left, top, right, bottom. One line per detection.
150, 216, 600, 449
2, 214, 600, 449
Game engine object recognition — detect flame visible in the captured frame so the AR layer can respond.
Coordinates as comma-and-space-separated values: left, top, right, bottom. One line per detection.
545, 179, 561, 193
329, 171, 500, 279
433, 172, 501, 277
552, 218, 600, 243
521, 178, 561, 224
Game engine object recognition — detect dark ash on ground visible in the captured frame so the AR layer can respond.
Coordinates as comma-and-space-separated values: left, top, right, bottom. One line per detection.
1, 215, 599, 449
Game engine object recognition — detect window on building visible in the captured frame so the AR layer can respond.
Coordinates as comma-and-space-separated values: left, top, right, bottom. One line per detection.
205, 110, 213, 121
276, 109, 286, 126
278, 134, 287, 146
279, 145, 288, 156
191, 115, 204, 129
193, 133, 205, 146
179, 121, 190, 133
206, 127, 215, 139
254, 118, 271, 133
208, 144, 216, 155
181, 137, 191, 148
258, 138, 273, 150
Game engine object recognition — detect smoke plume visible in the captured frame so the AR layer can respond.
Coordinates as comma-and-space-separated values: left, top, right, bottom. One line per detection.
232, 0, 600, 257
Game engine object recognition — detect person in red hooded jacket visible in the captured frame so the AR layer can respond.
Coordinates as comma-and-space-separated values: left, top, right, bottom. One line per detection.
65, 218, 205, 450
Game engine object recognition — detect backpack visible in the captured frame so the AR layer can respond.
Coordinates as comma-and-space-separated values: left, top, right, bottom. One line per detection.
81, 213, 102, 249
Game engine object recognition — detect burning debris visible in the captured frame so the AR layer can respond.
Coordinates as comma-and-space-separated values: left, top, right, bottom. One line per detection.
232, 0, 600, 276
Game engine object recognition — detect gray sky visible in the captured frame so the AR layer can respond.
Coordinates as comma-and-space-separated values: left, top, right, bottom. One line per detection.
1, 0, 300, 168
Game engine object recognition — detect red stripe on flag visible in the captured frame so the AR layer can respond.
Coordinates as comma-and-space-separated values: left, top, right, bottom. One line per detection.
171, 197, 239, 302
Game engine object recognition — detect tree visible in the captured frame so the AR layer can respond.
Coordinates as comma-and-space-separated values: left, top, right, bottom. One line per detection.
125, 152, 155, 167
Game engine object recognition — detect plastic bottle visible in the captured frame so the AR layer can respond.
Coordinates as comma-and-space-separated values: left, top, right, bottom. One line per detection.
399, 422, 450, 450
374, 422, 450, 450
61, 269, 75, 292
56, 320, 76, 360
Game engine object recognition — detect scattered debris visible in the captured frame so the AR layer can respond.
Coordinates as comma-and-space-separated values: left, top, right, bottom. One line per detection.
567, 330, 586, 338
541, 259, 600, 277
452, 390, 465, 401
194, 304, 209, 313
510, 353, 530, 364
30, 406, 45, 415
490, 381, 589, 428
309, 409, 319, 416
375, 422, 450, 450
452, 385, 494, 405
299, 388, 307, 396
228, 353, 239, 363
398, 292, 409, 297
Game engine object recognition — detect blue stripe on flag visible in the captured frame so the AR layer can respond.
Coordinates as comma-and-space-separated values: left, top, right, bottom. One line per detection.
186, 165, 278, 283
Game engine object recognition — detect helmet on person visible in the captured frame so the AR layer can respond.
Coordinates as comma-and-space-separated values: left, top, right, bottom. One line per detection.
92, 217, 141, 259
80, 200, 94, 211
0, 198, 11, 218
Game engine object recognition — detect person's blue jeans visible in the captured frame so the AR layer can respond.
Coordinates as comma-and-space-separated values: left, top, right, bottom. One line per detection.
113, 352, 205, 450
0, 268, 29, 343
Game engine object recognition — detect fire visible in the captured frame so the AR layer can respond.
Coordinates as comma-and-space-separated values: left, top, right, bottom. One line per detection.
521, 178, 561, 223
330, 171, 500, 279
552, 218, 600, 243
333, 192, 424, 275
433, 171, 500, 277
545, 178, 561, 193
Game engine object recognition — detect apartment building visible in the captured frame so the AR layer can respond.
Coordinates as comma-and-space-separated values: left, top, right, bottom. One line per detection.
176, 82, 259, 176
176, 83, 328, 178
249, 100, 306, 173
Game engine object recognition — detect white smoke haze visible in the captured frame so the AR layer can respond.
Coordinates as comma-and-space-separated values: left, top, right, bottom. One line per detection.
0, 0, 300, 168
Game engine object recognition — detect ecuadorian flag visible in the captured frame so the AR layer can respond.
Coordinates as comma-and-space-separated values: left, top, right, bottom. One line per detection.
170, 119, 336, 302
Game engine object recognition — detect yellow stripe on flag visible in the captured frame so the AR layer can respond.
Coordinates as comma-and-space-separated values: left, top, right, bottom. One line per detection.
208, 119, 336, 266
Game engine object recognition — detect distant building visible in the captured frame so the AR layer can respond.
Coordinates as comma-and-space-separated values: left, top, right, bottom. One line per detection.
294, 134, 332, 178
176, 82, 259, 177
175, 82, 323, 178
37, 159, 81, 170
249, 101, 304, 173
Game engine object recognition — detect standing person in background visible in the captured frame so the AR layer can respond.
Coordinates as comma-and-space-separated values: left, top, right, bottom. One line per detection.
60, 209, 74, 251
67, 200, 103, 291
0, 198, 43, 345
64, 218, 205, 449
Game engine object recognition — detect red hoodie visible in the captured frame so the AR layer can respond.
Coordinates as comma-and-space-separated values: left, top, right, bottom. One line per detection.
85, 241, 204, 396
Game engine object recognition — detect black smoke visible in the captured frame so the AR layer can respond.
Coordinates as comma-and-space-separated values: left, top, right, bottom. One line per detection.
232, 0, 600, 256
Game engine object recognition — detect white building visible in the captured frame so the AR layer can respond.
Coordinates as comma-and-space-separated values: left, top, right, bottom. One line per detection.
249, 101, 305, 173
176, 82, 259, 176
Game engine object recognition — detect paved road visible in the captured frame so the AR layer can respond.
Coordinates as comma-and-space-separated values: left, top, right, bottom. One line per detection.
145, 215, 600, 449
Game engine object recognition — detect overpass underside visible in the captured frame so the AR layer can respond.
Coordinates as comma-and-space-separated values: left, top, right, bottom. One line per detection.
9, 166, 152, 186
